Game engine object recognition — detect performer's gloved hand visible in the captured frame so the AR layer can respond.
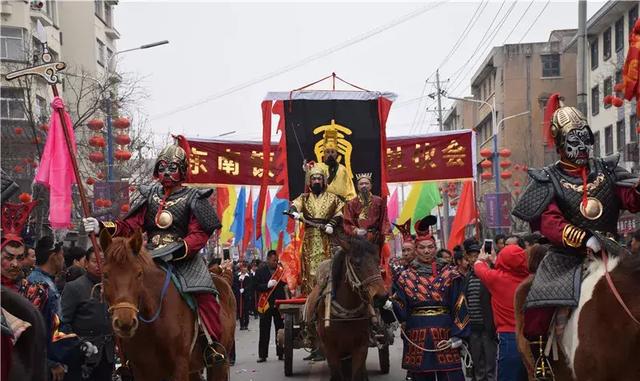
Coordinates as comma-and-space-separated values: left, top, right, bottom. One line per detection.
291, 211, 302, 220
240, 288, 244, 294
450, 336, 463, 349
382, 300, 393, 310
267, 279, 277, 288
586, 236, 601, 253
355, 228, 367, 237
82, 217, 100, 234
325, 224, 334, 235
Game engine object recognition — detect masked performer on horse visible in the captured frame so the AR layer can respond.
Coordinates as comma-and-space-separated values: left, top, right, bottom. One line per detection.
512, 94, 640, 379
83, 139, 225, 360
388, 216, 470, 381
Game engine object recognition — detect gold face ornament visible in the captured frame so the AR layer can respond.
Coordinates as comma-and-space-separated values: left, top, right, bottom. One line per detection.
579, 197, 603, 220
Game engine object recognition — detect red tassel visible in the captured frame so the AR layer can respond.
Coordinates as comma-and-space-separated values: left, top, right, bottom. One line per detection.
580, 167, 588, 209
544, 93, 561, 148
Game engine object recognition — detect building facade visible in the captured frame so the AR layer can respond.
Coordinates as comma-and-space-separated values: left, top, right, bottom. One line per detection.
585, 1, 638, 173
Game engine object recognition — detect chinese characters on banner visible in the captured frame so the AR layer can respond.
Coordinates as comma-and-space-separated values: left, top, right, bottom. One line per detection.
185, 130, 475, 186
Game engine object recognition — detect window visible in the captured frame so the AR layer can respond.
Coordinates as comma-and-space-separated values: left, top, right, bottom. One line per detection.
0, 27, 25, 61
45, 0, 57, 25
604, 77, 612, 108
96, 39, 105, 65
617, 119, 626, 152
35, 96, 48, 122
0, 88, 26, 120
104, 5, 112, 27
630, 114, 638, 143
605, 125, 613, 155
106, 47, 113, 70
541, 54, 561, 77
94, 0, 103, 19
594, 131, 601, 157
603, 28, 611, 60
592, 85, 600, 116
615, 18, 624, 52
630, 5, 638, 35
590, 38, 598, 69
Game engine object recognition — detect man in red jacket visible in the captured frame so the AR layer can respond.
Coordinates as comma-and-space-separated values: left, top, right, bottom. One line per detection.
474, 244, 529, 381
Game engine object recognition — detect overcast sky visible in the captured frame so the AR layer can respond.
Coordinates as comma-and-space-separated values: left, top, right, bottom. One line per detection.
114, 1, 605, 144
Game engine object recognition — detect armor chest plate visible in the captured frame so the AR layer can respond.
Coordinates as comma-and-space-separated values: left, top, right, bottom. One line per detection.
548, 162, 620, 234
144, 189, 193, 249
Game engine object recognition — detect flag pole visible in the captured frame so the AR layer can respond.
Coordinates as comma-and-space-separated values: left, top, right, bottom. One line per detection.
5, 36, 103, 268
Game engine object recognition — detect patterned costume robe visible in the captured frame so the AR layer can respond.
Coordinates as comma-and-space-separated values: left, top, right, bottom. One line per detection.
392, 261, 470, 380
343, 194, 391, 248
291, 191, 344, 294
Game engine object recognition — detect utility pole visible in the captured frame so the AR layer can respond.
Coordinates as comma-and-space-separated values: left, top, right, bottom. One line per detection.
576, 0, 588, 115
434, 70, 450, 247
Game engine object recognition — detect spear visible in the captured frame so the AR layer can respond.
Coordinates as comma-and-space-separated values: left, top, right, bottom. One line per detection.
5, 20, 103, 268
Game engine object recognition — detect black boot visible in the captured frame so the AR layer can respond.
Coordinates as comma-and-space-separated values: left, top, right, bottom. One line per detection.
531, 336, 554, 381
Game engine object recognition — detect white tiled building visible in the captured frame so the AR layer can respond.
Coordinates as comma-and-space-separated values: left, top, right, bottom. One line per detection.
585, 1, 638, 173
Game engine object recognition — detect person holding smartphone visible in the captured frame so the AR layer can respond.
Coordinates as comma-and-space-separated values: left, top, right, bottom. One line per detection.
474, 244, 530, 381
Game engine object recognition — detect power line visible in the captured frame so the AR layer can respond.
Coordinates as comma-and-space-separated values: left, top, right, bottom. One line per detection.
518, 0, 551, 44
502, 1, 535, 45
437, 0, 489, 69
152, 1, 448, 120
409, 80, 429, 134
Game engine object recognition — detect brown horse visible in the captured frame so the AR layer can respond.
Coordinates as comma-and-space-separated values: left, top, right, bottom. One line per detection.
99, 230, 236, 381
515, 244, 640, 381
311, 237, 389, 381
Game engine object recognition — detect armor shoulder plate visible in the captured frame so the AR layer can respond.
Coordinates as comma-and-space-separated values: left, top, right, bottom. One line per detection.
601, 154, 621, 173
124, 184, 156, 219
512, 168, 554, 222
190, 188, 221, 235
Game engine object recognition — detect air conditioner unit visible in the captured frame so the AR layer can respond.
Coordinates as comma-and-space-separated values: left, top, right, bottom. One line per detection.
624, 142, 639, 163
29, 0, 43, 10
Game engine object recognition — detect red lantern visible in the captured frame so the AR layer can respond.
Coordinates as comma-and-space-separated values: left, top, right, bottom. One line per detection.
499, 148, 512, 158
89, 135, 106, 148
30, 162, 37, 169
104, 199, 112, 208
480, 160, 492, 169
514, 189, 521, 196
95, 199, 104, 208
14, 165, 23, 173
499, 160, 512, 169
89, 151, 105, 163
603, 95, 613, 105
513, 180, 521, 187
500, 171, 512, 180
514, 164, 521, 171
14, 127, 23, 135
120, 204, 130, 213
521, 165, 528, 172
18, 193, 31, 203
40, 123, 49, 132
612, 97, 624, 107
114, 149, 132, 161
113, 117, 130, 129
614, 83, 624, 92
481, 172, 492, 180
96, 171, 105, 180
87, 119, 104, 131
115, 134, 131, 145
480, 148, 493, 158
86, 177, 96, 185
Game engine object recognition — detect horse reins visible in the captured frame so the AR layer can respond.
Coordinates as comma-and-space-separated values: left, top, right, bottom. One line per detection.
602, 252, 640, 326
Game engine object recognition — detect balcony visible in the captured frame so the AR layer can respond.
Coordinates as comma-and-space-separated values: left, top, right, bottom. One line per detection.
105, 25, 120, 40
30, 9, 53, 27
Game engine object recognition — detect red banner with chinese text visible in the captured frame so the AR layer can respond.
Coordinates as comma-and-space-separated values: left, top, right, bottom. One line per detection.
185, 130, 475, 186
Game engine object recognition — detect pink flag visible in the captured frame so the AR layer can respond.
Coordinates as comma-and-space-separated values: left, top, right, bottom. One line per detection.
35, 97, 77, 229
387, 188, 399, 224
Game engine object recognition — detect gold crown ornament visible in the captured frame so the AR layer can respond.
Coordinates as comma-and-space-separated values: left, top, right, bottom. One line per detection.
355, 173, 372, 182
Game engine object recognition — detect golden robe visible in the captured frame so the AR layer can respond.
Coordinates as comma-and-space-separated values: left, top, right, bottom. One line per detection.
291, 191, 344, 294
315, 162, 356, 201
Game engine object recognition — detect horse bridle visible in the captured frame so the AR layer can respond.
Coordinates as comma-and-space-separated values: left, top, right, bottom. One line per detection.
344, 256, 382, 303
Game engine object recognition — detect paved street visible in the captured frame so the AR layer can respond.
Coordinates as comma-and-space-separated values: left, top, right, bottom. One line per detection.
230, 317, 405, 381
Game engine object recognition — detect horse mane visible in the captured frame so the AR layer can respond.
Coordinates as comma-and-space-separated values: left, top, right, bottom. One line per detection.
526, 243, 550, 273
106, 237, 153, 267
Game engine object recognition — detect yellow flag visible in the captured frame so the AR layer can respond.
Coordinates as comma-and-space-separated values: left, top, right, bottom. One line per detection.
219, 186, 237, 243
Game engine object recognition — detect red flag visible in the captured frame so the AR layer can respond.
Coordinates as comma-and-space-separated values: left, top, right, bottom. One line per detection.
216, 187, 229, 218
264, 194, 272, 249
447, 180, 477, 251
242, 189, 254, 256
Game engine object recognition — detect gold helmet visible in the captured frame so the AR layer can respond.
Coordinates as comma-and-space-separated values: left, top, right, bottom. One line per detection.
154, 143, 188, 179
544, 93, 592, 148
322, 120, 339, 150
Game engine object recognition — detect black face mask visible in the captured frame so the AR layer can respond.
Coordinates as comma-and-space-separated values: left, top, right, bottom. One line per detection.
311, 183, 323, 195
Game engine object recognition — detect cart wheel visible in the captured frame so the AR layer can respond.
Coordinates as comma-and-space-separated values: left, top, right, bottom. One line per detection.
284, 313, 294, 377
379, 345, 390, 374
